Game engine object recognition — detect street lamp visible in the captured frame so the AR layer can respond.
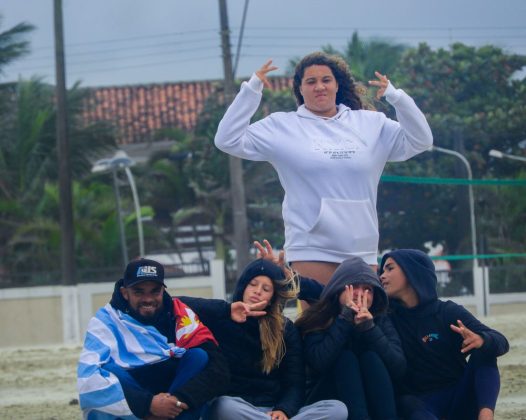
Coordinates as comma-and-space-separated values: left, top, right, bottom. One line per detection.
489, 149, 526, 163
429, 146, 487, 315
92, 150, 145, 265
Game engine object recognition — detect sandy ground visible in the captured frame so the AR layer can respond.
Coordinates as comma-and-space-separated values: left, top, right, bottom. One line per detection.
0, 313, 525, 420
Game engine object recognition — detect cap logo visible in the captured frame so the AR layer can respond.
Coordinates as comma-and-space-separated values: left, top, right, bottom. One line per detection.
136, 266, 158, 277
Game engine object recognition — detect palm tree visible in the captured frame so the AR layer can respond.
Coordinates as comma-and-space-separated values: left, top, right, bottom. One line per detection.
0, 15, 34, 75
0, 78, 116, 278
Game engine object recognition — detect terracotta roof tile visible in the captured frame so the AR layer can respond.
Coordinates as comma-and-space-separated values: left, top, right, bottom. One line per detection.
81, 77, 292, 145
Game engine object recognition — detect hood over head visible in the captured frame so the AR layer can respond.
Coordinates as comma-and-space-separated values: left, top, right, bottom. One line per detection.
321, 255, 388, 315
232, 259, 286, 302
379, 249, 438, 306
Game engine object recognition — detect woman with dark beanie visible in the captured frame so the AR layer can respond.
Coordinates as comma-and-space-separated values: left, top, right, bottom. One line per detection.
181, 259, 347, 420
379, 249, 509, 420
295, 256, 406, 420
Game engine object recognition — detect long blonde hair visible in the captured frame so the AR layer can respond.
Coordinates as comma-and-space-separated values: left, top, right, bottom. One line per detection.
259, 272, 299, 374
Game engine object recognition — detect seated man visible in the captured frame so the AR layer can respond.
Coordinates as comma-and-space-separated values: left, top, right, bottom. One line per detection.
77, 258, 229, 420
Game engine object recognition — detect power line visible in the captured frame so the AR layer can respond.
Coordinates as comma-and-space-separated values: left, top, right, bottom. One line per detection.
19, 37, 220, 61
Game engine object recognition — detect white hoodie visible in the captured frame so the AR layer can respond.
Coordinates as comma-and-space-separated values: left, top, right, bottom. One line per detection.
215, 75, 433, 264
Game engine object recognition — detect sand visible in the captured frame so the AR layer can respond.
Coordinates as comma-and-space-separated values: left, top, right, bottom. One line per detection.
0, 313, 525, 420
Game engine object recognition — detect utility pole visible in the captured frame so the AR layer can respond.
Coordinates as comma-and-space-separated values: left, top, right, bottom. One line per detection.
218, 0, 250, 275
53, 0, 76, 285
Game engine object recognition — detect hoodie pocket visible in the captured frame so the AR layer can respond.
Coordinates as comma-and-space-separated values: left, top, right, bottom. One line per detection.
307, 198, 378, 254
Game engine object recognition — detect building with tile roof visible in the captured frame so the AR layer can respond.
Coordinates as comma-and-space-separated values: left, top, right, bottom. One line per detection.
80, 76, 293, 160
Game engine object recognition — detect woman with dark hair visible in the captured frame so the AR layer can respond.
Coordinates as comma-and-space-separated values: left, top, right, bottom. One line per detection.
379, 249, 509, 420
181, 259, 347, 420
214, 51, 433, 285
295, 256, 406, 420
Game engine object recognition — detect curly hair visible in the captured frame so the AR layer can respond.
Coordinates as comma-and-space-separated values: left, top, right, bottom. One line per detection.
292, 51, 364, 110
258, 272, 299, 374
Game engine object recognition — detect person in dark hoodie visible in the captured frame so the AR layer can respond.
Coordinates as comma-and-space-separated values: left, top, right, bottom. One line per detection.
295, 256, 406, 420
77, 258, 230, 420
182, 258, 347, 420
379, 249, 509, 420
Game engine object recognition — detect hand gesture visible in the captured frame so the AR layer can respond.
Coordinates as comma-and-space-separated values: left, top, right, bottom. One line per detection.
231, 300, 267, 323
267, 409, 289, 420
254, 239, 285, 266
255, 60, 278, 89
149, 393, 188, 418
340, 285, 372, 325
353, 288, 373, 325
368, 71, 390, 99
254, 239, 297, 282
450, 319, 484, 353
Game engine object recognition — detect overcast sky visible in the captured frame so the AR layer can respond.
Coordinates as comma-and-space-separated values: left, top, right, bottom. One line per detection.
1, 0, 525, 87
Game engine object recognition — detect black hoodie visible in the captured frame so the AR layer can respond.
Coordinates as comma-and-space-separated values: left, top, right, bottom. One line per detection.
379, 249, 509, 394
109, 279, 230, 418
302, 256, 406, 381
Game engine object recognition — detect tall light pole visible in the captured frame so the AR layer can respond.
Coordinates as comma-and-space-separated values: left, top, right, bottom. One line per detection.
430, 146, 487, 315
92, 151, 145, 265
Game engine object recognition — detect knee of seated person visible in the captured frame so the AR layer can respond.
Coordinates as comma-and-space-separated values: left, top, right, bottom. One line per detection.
183, 347, 209, 366
358, 349, 382, 364
339, 349, 359, 361
328, 399, 348, 419
208, 396, 237, 414
333, 349, 360, 370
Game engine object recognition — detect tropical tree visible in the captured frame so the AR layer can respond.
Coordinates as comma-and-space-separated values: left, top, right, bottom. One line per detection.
0, 15, 34, 75
4, 178, 155, 285
0, 78, 116, 278
378, 42, 526, 263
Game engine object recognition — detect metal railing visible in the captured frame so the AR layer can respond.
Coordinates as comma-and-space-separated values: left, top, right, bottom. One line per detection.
0, 260, 210, 289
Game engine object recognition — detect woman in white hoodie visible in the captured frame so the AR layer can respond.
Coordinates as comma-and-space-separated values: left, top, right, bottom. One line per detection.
215, 52, 433, 285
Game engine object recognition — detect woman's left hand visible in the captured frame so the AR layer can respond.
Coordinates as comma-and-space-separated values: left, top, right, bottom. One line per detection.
368, 71, 390, 99
450, 319, 484, 353
267, 409, 288, 420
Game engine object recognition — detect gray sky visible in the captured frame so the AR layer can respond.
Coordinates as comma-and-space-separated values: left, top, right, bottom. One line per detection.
1, 0, 525, 87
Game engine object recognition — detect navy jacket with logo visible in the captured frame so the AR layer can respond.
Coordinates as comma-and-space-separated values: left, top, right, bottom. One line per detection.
380, 250, 509, 394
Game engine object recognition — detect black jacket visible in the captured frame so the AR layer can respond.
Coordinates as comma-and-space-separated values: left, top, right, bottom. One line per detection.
303, 314, 406, 380
300, 257, 406, 381
110, 280, 230, 418
180, 296, 305, 418
380, 249, 509, 394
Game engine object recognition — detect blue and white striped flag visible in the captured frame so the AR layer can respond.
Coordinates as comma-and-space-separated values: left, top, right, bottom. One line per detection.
77, 303, 183, 419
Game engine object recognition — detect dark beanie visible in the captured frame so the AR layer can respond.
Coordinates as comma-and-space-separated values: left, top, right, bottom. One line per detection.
379, 249, 438, 305
321, 255, 388, 315
232, 259, 285, 302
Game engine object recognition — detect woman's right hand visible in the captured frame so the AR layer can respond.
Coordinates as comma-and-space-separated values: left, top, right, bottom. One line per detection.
341, 285, 358, 312
255, 60, 278, 89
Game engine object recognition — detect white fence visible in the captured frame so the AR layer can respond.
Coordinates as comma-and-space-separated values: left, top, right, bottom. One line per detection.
0, 259, 225, 348
1, 259, 526, 348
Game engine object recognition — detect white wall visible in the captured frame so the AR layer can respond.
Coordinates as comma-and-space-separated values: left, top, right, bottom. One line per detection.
0, 259, 225, 348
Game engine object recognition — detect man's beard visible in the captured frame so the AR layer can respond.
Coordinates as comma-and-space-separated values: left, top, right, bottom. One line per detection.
127, 304, 163, 325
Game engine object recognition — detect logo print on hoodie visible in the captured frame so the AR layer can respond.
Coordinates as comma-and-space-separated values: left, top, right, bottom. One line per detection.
422, 333, 439, 343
